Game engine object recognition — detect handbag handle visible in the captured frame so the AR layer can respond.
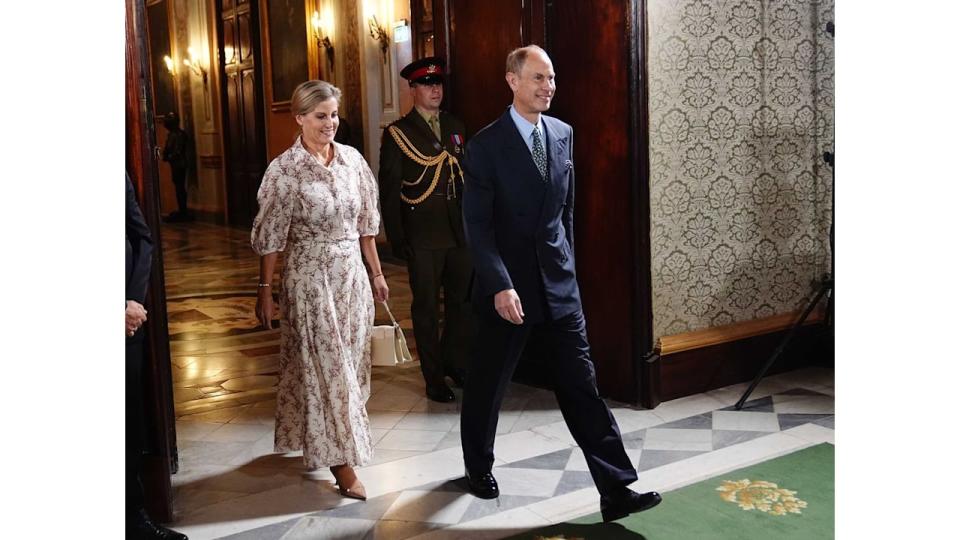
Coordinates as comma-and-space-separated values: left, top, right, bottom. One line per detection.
380, 301, 400, 327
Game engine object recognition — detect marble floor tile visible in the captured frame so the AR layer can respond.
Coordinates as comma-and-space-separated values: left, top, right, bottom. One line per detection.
711, 410, 782, 432
229, 406, 277, 426
773, 393, 835, 414
394, 411, 459, 432
280, 516, 375, 540
365, 449, 425, 467
494, 467, 564, 498
489, 430, 573, 465
368, 411, 407, 430
643, 428, 714, 451
458, 494, 545, 523
364, 519, 444, 540
382, 490, 474, 525
176, 421, 227, 441
204, 422, 274, 443
376, 429, 447, 452
651, 393, 727, 423
370, 428, 390, 446
366, 392, 423, 413
655, 412, 713, 430
553, 470, 596, 497
712, 429, 769, 450
637, 449, 707, 471
503, 448, 573, 470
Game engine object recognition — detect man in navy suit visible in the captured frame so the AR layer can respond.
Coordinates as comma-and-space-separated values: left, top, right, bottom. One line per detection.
459, 46, 661, 521
126, 174, 188, 540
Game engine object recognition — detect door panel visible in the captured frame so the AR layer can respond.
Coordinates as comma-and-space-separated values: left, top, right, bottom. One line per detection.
218, 0, 267, 226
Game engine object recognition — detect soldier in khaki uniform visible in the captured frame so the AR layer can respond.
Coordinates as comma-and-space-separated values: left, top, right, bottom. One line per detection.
379, 57, 473, 403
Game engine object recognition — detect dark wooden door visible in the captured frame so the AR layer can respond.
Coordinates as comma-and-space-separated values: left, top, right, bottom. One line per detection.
218, 0, 267, 226
126, 0, 179, 522
435, 0, 545, 135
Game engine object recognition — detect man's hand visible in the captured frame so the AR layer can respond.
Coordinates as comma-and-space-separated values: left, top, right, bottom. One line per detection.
126, 300, 147, 337
494, 289, 524, 325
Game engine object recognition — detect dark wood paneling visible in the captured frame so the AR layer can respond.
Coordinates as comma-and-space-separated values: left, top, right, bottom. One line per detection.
218, 0, 267, 226
126, 0, 178, 522
547, 1, 643, 402
650, 324, 831, 404
443, 0, 534, 134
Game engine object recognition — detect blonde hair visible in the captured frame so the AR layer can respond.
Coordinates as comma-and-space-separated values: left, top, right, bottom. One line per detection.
505, 45, 548, 75
291, 80, 342, 116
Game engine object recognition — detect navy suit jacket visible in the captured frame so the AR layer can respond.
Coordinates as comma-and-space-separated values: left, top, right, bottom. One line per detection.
462, 108, 580, 323
126, 174, 153, 304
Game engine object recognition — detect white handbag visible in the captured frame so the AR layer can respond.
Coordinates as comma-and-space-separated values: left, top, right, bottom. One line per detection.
371, 301, 414, 367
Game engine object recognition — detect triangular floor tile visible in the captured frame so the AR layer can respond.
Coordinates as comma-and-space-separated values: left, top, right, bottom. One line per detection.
313, 491, 402, 521
712, 429, 768, 451
778, 413, 834, 431
657, 413, 713, 429
719, 396, 774, 413
501, 448, 574, 470
458, 494, 546, 523
638, 450, 706, 471
813, 415, 835, 429
621, 429, 646, 450
553, 470, 595, 497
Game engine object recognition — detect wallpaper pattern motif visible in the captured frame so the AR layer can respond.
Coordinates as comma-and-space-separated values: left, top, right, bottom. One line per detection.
648, 0, 834, 339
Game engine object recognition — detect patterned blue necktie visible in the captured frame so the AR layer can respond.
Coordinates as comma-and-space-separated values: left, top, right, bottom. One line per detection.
531, 125, 547, 180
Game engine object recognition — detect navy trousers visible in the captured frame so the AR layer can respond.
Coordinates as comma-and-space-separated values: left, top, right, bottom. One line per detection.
460, 308, 638, 497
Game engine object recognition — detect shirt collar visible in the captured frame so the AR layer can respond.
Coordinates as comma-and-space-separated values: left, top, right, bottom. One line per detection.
415, 106, 440, 124
509, 105, 543, 143
292, 136, 345, 167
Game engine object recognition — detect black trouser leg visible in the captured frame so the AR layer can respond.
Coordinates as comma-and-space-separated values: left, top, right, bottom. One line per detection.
460, 315, 530, 473
408, 248, 446, 386
171, 166, 188, 213
126, 336, 147, 520
544, 310, 637, 496
440, 246, 474, 376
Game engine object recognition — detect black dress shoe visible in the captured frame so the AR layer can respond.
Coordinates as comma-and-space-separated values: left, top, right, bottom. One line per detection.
446, 370, 466, 388
465, 469, 499, 499
129, 509, 189, 539
426, 382, 455, 402
600, 489, 662, 522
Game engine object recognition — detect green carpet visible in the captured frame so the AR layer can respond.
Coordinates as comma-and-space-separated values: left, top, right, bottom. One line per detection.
508, 443, 834, 540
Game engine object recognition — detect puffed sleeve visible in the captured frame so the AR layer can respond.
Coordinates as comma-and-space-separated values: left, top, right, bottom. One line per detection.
251, 161, 296, 255
356, 153, 381, 237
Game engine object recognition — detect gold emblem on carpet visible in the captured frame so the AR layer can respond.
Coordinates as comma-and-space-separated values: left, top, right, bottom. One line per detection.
717, 479, 808, 515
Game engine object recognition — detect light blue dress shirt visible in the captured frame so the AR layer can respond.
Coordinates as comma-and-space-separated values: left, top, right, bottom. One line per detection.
509, 105, 545, 158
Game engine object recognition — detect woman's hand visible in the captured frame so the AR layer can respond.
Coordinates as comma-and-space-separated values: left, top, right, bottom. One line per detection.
372, 275, 389, 303
255, 287, 275, 329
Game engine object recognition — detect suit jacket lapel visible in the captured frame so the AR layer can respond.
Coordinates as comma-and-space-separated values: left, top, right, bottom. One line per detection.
542, 117, 568, 187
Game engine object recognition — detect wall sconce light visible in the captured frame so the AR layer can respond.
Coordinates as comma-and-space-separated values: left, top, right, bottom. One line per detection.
311, 9, 335, 67
182, 46, 208, 88
368, 14, 390, 61
163, 55, 177, 76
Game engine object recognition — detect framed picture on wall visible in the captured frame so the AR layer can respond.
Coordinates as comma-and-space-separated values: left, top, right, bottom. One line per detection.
265, 0, 309, 111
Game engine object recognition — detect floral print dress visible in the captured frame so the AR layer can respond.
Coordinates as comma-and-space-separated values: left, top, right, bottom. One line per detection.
251, 138, 380, 469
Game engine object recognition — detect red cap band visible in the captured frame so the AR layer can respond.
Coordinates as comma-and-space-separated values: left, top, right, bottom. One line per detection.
407, 64, 442, 81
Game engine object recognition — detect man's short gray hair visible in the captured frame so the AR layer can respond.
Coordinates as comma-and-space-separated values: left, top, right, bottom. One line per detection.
505, 45, 548, 75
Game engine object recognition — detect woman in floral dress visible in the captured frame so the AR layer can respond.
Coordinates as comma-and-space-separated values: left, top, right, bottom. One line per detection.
251, 80, 388, 500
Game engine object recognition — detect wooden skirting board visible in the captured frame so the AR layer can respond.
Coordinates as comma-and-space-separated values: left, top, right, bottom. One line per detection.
658, 309, 825, 357
640, 308, 830, 409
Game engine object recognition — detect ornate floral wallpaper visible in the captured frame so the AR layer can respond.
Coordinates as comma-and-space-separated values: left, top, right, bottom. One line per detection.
648, 0, 834, 339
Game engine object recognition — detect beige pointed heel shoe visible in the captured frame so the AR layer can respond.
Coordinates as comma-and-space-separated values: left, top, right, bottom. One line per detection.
330, 464, 367, 501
